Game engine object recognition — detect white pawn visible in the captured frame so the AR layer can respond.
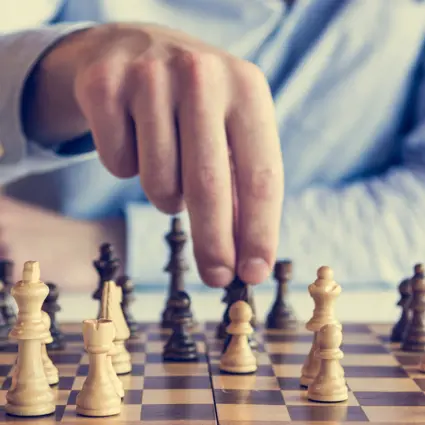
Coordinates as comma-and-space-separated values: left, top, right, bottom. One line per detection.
219, 300, 257, 374
308, 324, 348, 403
301, 266, 341, 387
76, 319, 121, 417
41, 311, 59, 386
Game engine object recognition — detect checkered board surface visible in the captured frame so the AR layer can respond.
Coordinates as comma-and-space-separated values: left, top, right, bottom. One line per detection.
1, 322, 425, 424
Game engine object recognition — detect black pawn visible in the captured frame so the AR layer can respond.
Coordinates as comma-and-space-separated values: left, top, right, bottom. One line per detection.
116, 275, 138, 338
390, 274, 415, 343
402, 270, 425, 351
0, 259, 16, 326
161, 217, 194, 328
92, 243, 121, 318
266, 260, 297, 329
163, 291, 198, 362
43, 282, 66, 351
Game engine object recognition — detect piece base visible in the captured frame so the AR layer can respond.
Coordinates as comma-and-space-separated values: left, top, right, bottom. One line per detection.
308, 390, 348, 403
76, 405, 121, 417
5, 403, 56, 417
219, 363, 257, 374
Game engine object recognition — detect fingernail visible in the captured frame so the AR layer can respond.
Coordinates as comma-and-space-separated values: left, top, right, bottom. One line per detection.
203, 266, 234, 288
239, 258, 270, 284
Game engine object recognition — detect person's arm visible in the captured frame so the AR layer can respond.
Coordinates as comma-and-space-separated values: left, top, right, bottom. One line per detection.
279, 113, 425, 286
0, 24, 96, 185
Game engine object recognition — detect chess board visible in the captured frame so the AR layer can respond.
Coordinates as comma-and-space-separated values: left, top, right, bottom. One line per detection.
0, 322, 425, 424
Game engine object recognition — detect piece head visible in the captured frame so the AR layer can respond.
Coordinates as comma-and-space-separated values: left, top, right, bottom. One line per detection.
229, 300, 252, 324
100, 243, 114, 260
274, 260, 293, 281
318, 323, 342, 350
414, 263, 424, 276
45, 282, 59, 301
22, 261, 41, 283
117, 275, 134, 293
171, 216, 182, 233
82, 318, 115, 354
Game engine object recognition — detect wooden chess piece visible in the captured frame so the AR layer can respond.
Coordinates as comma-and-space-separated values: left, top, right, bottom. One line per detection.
161, 217, 195, 328
217, 277, 256, 341
392, 264, 424, 343
5, 261, 55, 417
163, 291, 199, 362
0, 259, 16, 327
93, 243, 121, 318
402, 271, 425, 351
76, 319, 121, 417
308, 323, 348, 402
43, 282, 66, 351
100, 281, 132, 374
266, 260, 297, 329
116, 275, 138, 338
41, 311, 59, 385
220, 300, 257, 374
108, 340, 125, 399
300, 266, 341, 387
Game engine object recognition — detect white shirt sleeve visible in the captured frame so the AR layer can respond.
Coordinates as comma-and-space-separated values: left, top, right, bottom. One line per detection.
0, 23, 97, 185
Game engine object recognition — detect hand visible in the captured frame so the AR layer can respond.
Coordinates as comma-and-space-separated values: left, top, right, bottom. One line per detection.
0, 195, 125, 292
25, 23, 284, 287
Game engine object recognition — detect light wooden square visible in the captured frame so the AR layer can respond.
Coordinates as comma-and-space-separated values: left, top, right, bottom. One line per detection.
265, 342, 310, 354
144, 363, 208, 377
347, 377, 422, 392
56, 364, 79, 376
212, 375, 280, 391
282, 390, 358, 406
363, 406, 425, 423
142, 389, 213, 404
272, 364, 302, 378
216, 404, 290, 421
120, 375, 144, 390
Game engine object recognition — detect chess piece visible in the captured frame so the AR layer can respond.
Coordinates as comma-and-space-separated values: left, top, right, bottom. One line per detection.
0, 280, 10, 343
41, 311, 59, 385
161, 217, 195, 328
100, 281, 132, 374
93, 243, 121, 318
108, 340, 125, 398
300, 266, 341, 387
308, 324, 348, 402
43, 282, 66, 351
266, 260, 297, 329
0, 259, 17, 326
163, 291, 199, 362
220, 300, 257, 374
5, 261, 56, 417
402, 271, 425, 351
116, 275, 138, 338
76, 319, 121, 417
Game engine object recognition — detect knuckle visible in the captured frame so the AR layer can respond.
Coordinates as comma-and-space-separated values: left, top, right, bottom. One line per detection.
142, 178, 183, 215
79, 61, 119, 104
129, 58, 162, 87
179, 51, 221, 88
186, 166, 225, 206
242, 167, 278, 202
233, 60, 269, 100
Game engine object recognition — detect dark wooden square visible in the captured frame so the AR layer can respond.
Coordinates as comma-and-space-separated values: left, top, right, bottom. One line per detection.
277, 377, 305, 390
141, 404, 216, 421
1, 377, 11, 390
67, 389, 79, 405
354, 391, 425, 406
64, 333, 83, 343
123, 389, 143, 404
76, 364, 89, 376
130, 364, 145, 376
288, 405, 368, 422
143, 376, 212, 389
263, 334, 312, 343
269, 353, 306, 364
214, 389, 284, 405
394, 354, 422, 366
0, 365, 12, 377
344, 365, 408, 378
48, 353, 82, 364
146, 352, 207, 363
342, 324, 373, 333
414, 378, 425, 391
58, 376, 75, 390
342, 344, 389, 354
127, 343, 145, 353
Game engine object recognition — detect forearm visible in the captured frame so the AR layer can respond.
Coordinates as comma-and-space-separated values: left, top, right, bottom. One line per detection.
279, 167, 425, 285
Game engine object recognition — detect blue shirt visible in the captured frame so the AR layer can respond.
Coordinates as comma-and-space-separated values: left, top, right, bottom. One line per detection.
1, 0, 425, 287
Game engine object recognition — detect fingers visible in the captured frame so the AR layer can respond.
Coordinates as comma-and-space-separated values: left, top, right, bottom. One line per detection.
177, 53, 235, 288
74, 60, 138, 178
128, 59, 183, 214
227, 63, 284, 284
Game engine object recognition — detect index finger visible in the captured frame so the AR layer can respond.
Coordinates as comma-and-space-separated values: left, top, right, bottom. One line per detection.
227, 63, 284, 284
